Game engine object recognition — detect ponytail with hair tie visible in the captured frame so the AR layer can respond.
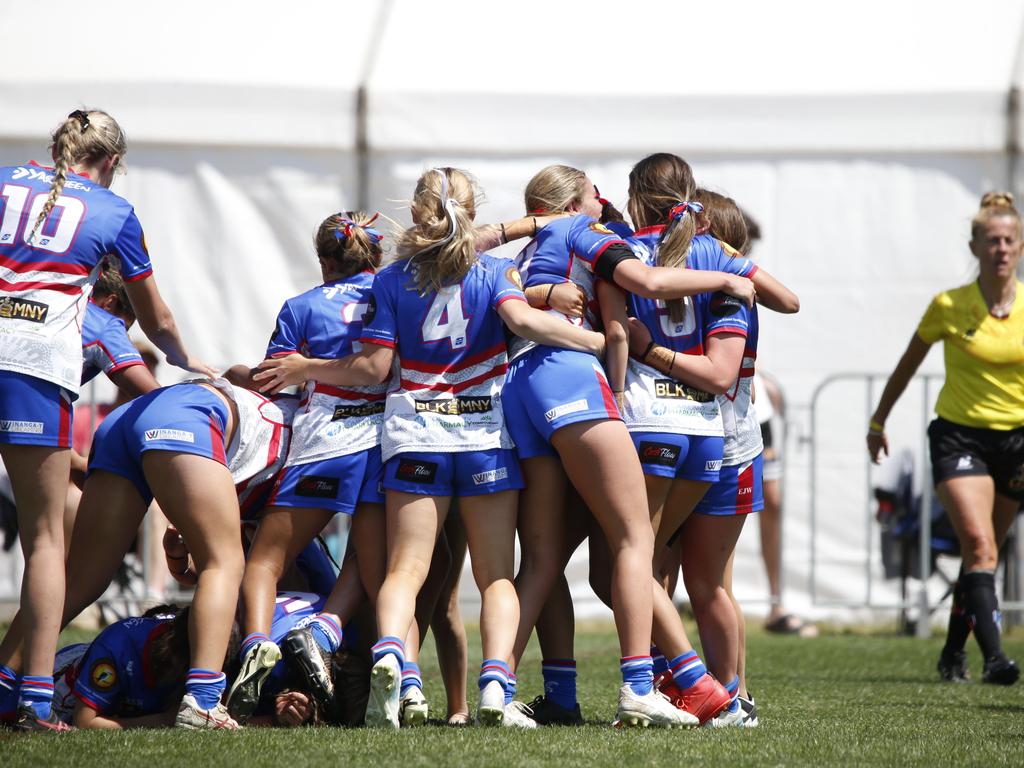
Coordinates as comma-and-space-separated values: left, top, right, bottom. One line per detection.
668, 200, 704, 222
334, 212, 384, 246
405, 168, 461, 270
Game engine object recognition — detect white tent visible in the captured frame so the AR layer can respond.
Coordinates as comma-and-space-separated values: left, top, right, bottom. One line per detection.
2, 0, 1023, 620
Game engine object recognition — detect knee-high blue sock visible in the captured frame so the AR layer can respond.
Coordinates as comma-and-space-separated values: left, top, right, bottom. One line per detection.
0, 665, 19, 717
670, 651, 707, 691
371, 636, 406, 668
186, 669, 226, 711
620, 655, 654, 696
240, 632, 271, 661
542, 658, 577, 709
19, 675, 53, 719
401, 662, 422, 696
505, 673, 517, 706
724, 675, 740, 713
479, 659, 511, 691
308, 615, 343, 654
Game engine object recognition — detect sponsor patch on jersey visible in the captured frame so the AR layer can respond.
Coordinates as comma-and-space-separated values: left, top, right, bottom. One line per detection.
589, 222, 614, 235
717, 239, 743, 258
0, 297, 49, 323
472, 467, 509, 485
710, 294, 743, 318
332, 402, 386, 420
296, 475, 341, 499
544, 399, 589, 422
363, 294, 377, 325
0, 419, 44, 434
143, 429, 195, 443
396, 459, 438, 484
638, 441, 679, 467
414, 396, 493, 416
654, 379, 715, 403
505, 266, 524, 291
705, 459, 723, 472
90, 659, 117, 690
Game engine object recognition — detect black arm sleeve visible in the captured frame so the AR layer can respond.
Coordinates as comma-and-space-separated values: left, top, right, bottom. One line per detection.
593, 243, 638, 283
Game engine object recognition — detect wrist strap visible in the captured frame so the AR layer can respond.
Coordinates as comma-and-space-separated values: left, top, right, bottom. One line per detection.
641, 340, 656, 362
869, 419, 885, 433
545, 283, 556, 306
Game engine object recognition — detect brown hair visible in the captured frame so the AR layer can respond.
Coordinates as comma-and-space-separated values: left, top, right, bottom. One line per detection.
971, 191, 1021, 241
627, 153, 700, 322
28, 110, 127, 244
395, 168, 478, 294
524, 164, 589, 214
693, 189, 749, 255
92, 257, 133, 320
144, 606, 191, 684
314, 211, 384, 280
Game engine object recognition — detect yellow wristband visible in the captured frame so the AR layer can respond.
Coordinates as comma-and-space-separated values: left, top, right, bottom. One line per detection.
868, 419, 885, 433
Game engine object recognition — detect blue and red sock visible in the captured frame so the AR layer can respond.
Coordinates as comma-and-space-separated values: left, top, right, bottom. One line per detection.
651, 646, 669, 679
542, 658, 577, 710
723, 675, 740, 713
401, 662, 423, 697
479, 659, 511, 691
240, 632, 271, 661
18, 674, 53, 719
620, 655, 654, 696
670, 650, 707, 691
0, 664, 19, 720
186, 668, 226, 711
505, 673, 517, 706
308, 615, 343, 655
371, 636, 406, 668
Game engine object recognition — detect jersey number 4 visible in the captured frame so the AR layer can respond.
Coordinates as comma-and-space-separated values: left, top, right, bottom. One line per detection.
0, 184, 85, 255
422, 285, 470, 349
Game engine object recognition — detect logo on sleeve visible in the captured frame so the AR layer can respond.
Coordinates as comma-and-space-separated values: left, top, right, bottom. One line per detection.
363, 294, 377, 325
0, 297, 49, 323
505, 267, 524, 291
0, 420, 44, 434
144, 429, 195, 443
589, 222, 614, 235
638, 441, 680, 467
396, 459, 438, 484
90, 660, 118, 690
296, 476, 341, 499
710, 294, 743, 318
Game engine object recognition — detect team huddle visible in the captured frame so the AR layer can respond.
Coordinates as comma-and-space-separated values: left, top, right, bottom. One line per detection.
0, 110, 799, 733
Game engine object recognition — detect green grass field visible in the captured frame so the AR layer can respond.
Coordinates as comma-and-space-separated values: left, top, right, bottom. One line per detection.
3, 621, 1024, 767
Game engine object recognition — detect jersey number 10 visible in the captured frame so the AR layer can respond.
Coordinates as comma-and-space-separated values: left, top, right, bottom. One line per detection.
0, 184, 85, 255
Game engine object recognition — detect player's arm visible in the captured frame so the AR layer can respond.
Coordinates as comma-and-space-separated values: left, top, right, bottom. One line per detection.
72, 700, 177, 730
627, 318, 745, 395
608, 253, 756, 306
866, 334, 932, 464
596, 280, 628, 405
254, 345, 393, 394
752, 268, 800, 314
523, 282, 585, 317
107, 363, 159, 399
474, 213, 570, 251
497, 299, 605, 357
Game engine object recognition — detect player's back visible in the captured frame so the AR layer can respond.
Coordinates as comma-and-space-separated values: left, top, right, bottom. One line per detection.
81, 301, 140, 384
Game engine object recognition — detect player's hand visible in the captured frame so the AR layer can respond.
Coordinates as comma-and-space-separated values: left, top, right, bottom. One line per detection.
548, 282, 586, 318
723, 275, 756, 308
166, 350, 218, 378
274, 691, 314, 727
627, 317, 653, 358
162, 526, 197, 586
253, 355, 309, 394
866, 429, 889, 464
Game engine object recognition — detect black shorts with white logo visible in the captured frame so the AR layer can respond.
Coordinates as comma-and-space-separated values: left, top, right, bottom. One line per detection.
928, 417, 1024, 500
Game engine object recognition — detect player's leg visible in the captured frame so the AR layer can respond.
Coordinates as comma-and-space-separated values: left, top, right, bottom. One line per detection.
429, 512, 470, 724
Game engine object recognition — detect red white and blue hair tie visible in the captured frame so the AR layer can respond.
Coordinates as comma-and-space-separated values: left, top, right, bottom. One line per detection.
334, 212, 384, 245
668, 201, 704, 221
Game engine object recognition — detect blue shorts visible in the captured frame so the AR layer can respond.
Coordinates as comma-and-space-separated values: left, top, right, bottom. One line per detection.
0, 370, 73, 448
694, 453, 764, 516
270, 447, 385, 515
88, 384, 230, 505
502, 347, 620, 460
383, 448, 524, 497
631, 432, 724, 482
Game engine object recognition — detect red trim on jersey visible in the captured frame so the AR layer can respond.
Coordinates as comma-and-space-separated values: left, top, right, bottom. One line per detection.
495, 294, 527, 308
746, 265, 759, 279
359, 336, 396, 349
209, 416, 227, 465
73, 690, 104, 712
634, 225, 666, 237
123, 268, 153, 283
400, 362, 507, 394
268, 350, 299, 359
595, 367, 620, 419
58, 393, 72, 448
401, 341, 506, 375
0, 253, 91, 276
266, 423, 282, 470
312, 383, 387, 400
106, 360, 145, 375
706, 325, 748, 338
0, 275, 82, 295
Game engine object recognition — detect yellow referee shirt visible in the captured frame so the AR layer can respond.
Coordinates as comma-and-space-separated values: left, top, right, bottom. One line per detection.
916, 280, 1024, 430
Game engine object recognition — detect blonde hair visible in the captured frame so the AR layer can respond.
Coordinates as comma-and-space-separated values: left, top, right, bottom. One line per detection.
395, 168, 478, 294
524, 164, 589, 214
29, 110, 127, 244
314, 211, 384, 280
972, 191, 1020, 241
693, 189, 749, 255
628, 153, 700, 322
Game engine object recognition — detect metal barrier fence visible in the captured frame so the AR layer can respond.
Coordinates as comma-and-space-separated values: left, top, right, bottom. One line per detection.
806, 372, 1023, 637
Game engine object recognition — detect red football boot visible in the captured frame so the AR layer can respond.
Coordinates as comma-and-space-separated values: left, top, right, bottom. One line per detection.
672, 673, 731, 725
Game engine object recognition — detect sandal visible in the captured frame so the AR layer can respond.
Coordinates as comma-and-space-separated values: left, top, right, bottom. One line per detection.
764, 614, 818, 637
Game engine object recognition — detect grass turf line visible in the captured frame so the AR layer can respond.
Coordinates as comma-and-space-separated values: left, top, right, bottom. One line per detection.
2, 623, 1023, 767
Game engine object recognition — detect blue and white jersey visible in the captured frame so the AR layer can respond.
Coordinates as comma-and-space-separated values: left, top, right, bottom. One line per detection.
81, 300, 143, 384
623, 228, 756, 437
70, 615, 178, 717
267, 272, 387, 464
0, 162, 153, 395
510, 215, 627, 359
360, 253, 526, 460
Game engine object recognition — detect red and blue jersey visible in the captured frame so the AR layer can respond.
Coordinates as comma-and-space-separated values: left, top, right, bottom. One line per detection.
510, 215, 627, 358
360, 253, 526, 460
268, 272, 386, 462
71, 615, 178, 717
81, 300, 143, 384
0, 162, 153, 395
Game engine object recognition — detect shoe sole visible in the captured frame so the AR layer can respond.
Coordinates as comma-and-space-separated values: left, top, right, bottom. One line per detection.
401, 702, 428, 727
365, 662, 400, 729
477, 706, 505, 726
616, 709, 689, 729
226, 643, 282, 721
282, 632, 335, 714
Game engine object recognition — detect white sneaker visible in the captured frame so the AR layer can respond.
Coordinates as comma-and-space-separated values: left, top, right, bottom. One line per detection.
400, 685, 429, 727
476, 680, 505, 726
175, 694, 240, 730
365, 655, 401, 729
704, 703, 745, 728
738, 695, 759, 728
226, 640, 281, 723
502, 700, 538, 729
615, 684, 696, 728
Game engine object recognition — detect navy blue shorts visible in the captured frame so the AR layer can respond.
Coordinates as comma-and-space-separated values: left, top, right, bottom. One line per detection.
694, 453, 764, 516
0, 370, 73, 448
383, 448, 523, 497
630, 431, 724, 482
270, 446, 385, 515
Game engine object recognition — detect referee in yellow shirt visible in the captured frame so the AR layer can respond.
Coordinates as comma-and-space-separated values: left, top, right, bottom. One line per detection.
868, 192, 1023, 686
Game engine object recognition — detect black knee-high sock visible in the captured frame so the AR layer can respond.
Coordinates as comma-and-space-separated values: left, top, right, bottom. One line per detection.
961, 570, 1004, 661
942, 566, 971, 654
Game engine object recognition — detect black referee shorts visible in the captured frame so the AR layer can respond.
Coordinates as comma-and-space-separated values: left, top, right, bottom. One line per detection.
928, 417, 1024, 501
